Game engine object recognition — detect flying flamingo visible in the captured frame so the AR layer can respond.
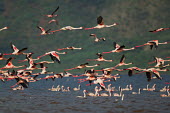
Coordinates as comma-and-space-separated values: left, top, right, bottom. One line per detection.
148, 56, 170, 68
121, 67, 142, 76
37, 51, 67, 64
3, 43, 28, 55
87, 53, 113, 62
37, 26, 51, 35
149, 27, 170, 32
0, 53, 7, 60
48, 19, 59, 24
115, 54, 133, 68
57, 46, 83, 51
45, 6, 59, 18
64, 63, 100, 71
85, 16, 118, 30
0, 26, 8, 31
11, 77, 29, 88
103, 42, 135, 54
18, 52, 39, 63
0, 57, 26, 70
89, 34, 106, 42
51, 26, 84, 33
135, 40, 169, 49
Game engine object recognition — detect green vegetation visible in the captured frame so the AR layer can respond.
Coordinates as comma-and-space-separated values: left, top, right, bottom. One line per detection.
0, 0, 170, 74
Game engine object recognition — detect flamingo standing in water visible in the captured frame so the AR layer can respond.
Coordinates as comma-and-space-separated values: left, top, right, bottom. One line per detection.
57, 46, 83, 51
85, 16, 118, 30
87, 53, 113, 62
135, 40, 169, 49
149, 27, 170, 32
3, 43, 28, 55
37, 26, 51, 35
0, 26, 8, 31
37, 51, 67, 64
45, 6, 59, 18
89, 34, 106, 42
103, 42, 135, 54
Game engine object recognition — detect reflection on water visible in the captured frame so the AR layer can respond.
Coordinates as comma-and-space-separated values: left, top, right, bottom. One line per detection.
0, 74, 170, 113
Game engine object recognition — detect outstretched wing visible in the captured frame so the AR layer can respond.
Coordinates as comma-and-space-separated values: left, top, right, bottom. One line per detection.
97, 16, 104, 25
51, 6, 59, 15
49, 52, 60, 63
120, 54, 125, 63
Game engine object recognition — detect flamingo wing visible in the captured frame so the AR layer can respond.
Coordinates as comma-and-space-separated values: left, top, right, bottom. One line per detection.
11, 43, 19, 52
146, 72, 152, 82
120, 54, 125, 63
97, 16, 104, 25
49, 53, 60, 63
113, 42, 120, 49
18, 47, 27, 53
51, 6, 59, 15
153, 70, 162, 80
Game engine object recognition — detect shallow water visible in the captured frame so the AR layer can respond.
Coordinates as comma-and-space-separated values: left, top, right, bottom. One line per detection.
0, 74, 170, 113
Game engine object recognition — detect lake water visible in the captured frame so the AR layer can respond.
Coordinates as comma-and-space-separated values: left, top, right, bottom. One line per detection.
0, 74, 170, 113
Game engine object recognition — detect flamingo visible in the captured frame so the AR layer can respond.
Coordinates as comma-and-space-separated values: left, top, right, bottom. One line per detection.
0, 26, 8, 31
147, 84, 156, 91
122, 67, 142, 76
89, 34, 106, 42
139, 68, 169, 82
51, 26, 84, 33
11, 76, 29, 88
37, 26, 51, 35
48, 19, 58, 24
73, 84, 81, 91
87, 53, 113, 62
132, 88, 141, 94
65, 63, 100, 71
85, 16, 118, 30
3, 43, 28, 55
76, 90, 87, 98
18, 52, 39, 63
149, 27, 170, 32
103, 42, 135, 54
0, 57, 26, 70
160, 90, 170, 97
45, 6, 59, 18
135, 40, 169, 49
148, 56, 170, 68
37, 51, 67, 64
115, 54, 133, 68
143, 84, 149, 90
57, 46, 83, 51
0, 53, 7, 60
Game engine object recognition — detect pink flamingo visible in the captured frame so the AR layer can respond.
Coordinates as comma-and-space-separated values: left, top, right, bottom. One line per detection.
51, 26, 84, 33
87, 53, 113, 62
65, 63, 100, 71
85, 16, 118, 30
37, 26, 51, 35
103, 42, 135, 54
0, 26, 8, 31
135, 40, 169, 49
115, 54, 133, 68
48, 19, 59, 24
37, 51, 66, 64
149, 27, 170, 32
3, 43, 28, 55
89, 34, 106, 42
45, 6, 59, 18
0, 57, 26, 70
57, 46, 83, 51
0, 53, 7, 60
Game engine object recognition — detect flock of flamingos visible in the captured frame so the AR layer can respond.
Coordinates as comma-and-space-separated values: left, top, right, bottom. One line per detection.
0, 6, 170, 100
